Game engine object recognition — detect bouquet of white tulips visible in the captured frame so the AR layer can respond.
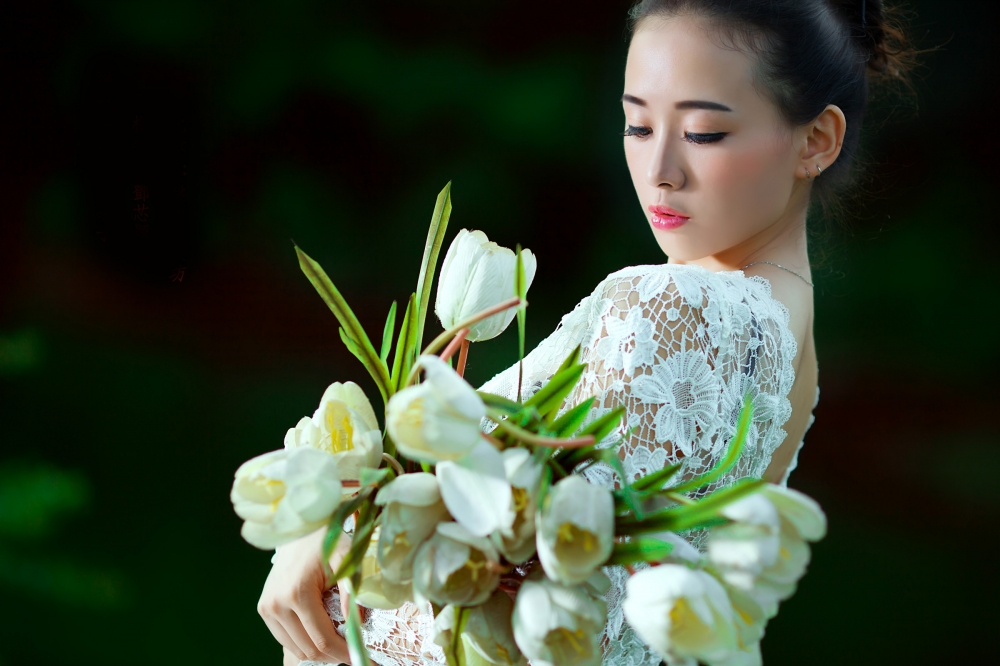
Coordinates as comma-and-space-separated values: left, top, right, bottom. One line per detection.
231, 183, 827, 666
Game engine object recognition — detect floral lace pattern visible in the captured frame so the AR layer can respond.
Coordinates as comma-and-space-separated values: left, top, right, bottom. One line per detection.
307, 263, 819, 666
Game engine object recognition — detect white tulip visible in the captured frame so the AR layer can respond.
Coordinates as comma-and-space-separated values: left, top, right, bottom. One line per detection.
749, 485, 827, 617
536, 475, 614, 585
707, 584, 766, 666
386, 354, 486, 464
283, 381, 383, 481
413, 521, 501, 607
622, 564, 737, 666
707, 485, 826, 618
433, 592, 527, 666
706, 494, 781, 592
436, 440, 514, 538
435, 229, 537, 342
492, 447, 544, 563
512, 577, 606, 666
761, 484, 827, 542
231, 447, 342, 549
354, 526, 414, 610
374, 473, 451, 584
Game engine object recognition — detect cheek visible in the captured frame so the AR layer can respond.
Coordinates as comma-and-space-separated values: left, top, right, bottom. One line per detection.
703, 135, 793, 217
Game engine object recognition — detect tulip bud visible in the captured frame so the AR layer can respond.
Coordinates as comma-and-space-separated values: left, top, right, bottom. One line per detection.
512, 577, 606, 666
354, 526, 414, 610
435, 229, 537, 342
536, 475, 614, 585
375, 473, 450, 585
706, 484, 826, 618
284, 381, 383, 481
622, 564, 738, 665
706, 494, 781, 592
413, 521, 502, 607
492, 447, 544, 563
230, 447, 342, 549
750, 485, 827, 618
386, 354, 486, 464
436, 440, 514, 538
433, 592, 527, 666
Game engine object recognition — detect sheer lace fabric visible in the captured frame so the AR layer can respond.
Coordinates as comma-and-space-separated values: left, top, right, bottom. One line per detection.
303, 263, 819, 666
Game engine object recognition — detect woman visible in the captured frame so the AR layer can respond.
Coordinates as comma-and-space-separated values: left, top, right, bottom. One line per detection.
259, 1, 912, 663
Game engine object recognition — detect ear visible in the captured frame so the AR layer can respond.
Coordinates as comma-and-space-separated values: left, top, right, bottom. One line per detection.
796, 104, 846, 179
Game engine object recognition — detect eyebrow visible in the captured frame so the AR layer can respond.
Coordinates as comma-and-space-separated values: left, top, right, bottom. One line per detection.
621, 94, 732, 112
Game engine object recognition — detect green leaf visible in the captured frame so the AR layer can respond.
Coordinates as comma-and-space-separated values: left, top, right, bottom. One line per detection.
321, 491, 370, 580
522, 363, 585, 418
515, 244, 527, 402
343, 579, 371, 666
632, 464, 683, 492
477, 391, 524, 415
551, 397, 595, 437
555, 344, 582, 374
339, 326, 361, 358
606, 538, 675, 566
391, 293, 418, 392
414, 182, 453, 355
600, 449, 644, 519
537, 464, 553, 512
616, 478, 765, 536
331, 511, 377, 583
381, 300, 398, 364
669, 392, 754, 494
359, 467, 390, 488
295, 245, 392, 403
579, 406, 626, 443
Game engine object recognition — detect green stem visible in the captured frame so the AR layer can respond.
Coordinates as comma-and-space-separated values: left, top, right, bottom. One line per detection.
664, 491, 696, 506
381, 453, 405, 477
487, 410, 595, 448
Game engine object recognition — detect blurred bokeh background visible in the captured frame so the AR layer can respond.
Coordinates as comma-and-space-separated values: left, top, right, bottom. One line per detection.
1, 1, 997, 664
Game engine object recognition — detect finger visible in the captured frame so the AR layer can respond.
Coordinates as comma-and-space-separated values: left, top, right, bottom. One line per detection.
262, 613, 307, 662
338, 582, 349, 622
282, 646, 301, 666
275, 606, 337, 664
291, 592, 350, 665
278, 608, 321, 661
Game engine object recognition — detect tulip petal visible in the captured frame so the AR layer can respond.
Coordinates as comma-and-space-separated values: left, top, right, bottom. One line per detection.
438, 441, 514, 537
761, 485, 827, 541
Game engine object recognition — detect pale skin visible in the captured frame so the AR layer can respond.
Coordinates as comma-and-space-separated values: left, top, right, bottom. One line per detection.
261, 12, 844, 664
622, 13, 840, 483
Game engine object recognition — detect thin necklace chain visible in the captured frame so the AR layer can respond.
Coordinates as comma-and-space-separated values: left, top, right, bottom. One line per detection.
741, 260, 814, 288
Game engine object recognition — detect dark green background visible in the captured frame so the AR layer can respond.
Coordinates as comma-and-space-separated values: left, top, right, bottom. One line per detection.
1, 1, 997, 664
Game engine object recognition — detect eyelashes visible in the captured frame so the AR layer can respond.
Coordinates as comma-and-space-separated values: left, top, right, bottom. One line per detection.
621, 125, 728, 144
684, 132, 727, 144
621, 125, 652, 138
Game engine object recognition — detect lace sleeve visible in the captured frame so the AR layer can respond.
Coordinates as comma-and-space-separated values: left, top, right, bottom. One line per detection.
564, 265, 797, 666
572, 265, 794, 519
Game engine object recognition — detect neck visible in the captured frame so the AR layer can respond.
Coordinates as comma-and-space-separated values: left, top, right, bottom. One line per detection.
668, 196, 811, 275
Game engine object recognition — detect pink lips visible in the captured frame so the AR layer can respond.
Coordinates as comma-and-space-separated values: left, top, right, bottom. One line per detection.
648, 205, 690, 230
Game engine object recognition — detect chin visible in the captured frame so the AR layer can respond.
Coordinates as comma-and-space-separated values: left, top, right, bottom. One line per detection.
649, 228, 704, 262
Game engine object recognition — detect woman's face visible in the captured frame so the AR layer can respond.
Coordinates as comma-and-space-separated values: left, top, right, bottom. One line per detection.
623, 14, 807, 262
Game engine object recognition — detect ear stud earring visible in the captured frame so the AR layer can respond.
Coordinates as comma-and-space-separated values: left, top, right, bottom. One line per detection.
804, 168, 812, 180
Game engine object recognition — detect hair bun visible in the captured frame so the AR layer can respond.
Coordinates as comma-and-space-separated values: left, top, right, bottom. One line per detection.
828, 0, 912, 80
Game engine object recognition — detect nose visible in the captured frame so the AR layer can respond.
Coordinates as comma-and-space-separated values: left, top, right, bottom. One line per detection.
646, 133, 686, 190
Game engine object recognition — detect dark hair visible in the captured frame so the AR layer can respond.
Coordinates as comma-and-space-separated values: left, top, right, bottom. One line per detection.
627, 0, 914, 213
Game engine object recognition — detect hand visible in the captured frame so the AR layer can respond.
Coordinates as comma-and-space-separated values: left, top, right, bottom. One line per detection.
259, 526, 350, 665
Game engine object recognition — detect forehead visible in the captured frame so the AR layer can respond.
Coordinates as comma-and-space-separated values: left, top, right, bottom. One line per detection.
624, 14, 759, 107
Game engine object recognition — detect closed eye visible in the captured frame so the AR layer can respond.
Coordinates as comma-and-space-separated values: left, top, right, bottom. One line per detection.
683, 132, 727, 144
621, 125, 652, 138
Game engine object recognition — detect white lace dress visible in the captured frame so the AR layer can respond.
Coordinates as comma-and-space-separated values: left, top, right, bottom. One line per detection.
308, 262, 820, 666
